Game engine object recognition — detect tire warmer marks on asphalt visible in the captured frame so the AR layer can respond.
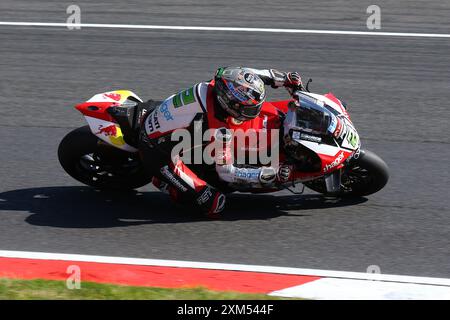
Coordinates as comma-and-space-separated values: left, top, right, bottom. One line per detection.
0, 257, 320, 294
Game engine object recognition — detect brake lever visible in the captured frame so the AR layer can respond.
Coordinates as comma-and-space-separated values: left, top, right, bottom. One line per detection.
305, 78, 313, 92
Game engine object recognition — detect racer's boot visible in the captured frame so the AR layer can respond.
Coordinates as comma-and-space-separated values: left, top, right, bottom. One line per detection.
152, 175, 226, 219
195, 185, 226, 219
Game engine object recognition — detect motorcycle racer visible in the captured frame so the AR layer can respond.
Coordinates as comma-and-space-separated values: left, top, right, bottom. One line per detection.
138, 66, 302, 218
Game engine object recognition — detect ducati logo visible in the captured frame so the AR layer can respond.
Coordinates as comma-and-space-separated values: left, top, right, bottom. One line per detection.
103, 93, 121, 101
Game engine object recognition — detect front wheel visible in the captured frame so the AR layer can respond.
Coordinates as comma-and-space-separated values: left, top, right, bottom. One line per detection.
58, 126, 152, 190
304, 150, 389, 197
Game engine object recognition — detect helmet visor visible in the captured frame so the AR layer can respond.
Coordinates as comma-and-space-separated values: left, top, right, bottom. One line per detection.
239, 102, 263, 119
216, 79, 264, 120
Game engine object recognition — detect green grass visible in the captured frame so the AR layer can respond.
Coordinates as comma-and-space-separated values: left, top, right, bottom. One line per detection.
0, 278, 287, 300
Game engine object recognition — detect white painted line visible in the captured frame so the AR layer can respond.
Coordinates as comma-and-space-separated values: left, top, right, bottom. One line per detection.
0, 22, 450, 38
1, 250, 450, 287
270, 278, 450, 300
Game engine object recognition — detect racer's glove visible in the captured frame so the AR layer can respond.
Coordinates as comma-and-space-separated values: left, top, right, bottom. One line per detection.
277, 164, 293, 183
284, 72, 303, 89
284, 72, 303, 97
268, 69, 303, 94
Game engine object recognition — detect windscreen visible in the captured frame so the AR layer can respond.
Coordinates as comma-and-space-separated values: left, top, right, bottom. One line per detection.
293, 93, 338, 135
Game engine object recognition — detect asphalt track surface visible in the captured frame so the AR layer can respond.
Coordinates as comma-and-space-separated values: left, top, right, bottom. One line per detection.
0, 1, 449, 278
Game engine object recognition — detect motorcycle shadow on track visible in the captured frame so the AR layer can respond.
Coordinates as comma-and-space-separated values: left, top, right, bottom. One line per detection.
0, 186, 368, 228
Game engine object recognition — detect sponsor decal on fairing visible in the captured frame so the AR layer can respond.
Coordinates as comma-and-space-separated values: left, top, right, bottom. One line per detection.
323, 151, 345, 173
159, 102, 174, 121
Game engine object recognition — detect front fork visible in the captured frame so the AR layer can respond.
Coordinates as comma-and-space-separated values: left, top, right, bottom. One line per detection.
324, 169, 342, 193
325, 148, 363, 193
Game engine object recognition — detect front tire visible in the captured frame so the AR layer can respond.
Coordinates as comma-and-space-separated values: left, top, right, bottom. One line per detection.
304, 150, 389, 197
58, 126, 152, 190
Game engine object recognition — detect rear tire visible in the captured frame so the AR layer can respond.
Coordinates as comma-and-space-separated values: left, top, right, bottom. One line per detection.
58, 126, 152, 190
304, 150, 389, 197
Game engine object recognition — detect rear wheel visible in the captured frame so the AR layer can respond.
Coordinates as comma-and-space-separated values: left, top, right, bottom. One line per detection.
304, 150, 389, 197
58, 126, 152, 190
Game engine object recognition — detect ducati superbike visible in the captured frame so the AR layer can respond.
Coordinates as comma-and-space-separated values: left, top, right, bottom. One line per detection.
58, 83, 389, 198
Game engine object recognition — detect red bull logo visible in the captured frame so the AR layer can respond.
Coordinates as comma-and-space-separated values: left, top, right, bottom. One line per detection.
103, 93, 121, 101
96, 124, 117, 136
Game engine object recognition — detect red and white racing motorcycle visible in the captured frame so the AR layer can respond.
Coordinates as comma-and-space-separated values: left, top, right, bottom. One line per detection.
58, 81, 389, 198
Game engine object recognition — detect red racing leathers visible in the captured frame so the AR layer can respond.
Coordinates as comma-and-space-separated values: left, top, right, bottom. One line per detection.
138, 68, 300, 218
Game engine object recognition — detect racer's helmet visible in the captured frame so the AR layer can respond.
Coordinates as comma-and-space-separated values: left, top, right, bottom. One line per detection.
214, 67, 266, 121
